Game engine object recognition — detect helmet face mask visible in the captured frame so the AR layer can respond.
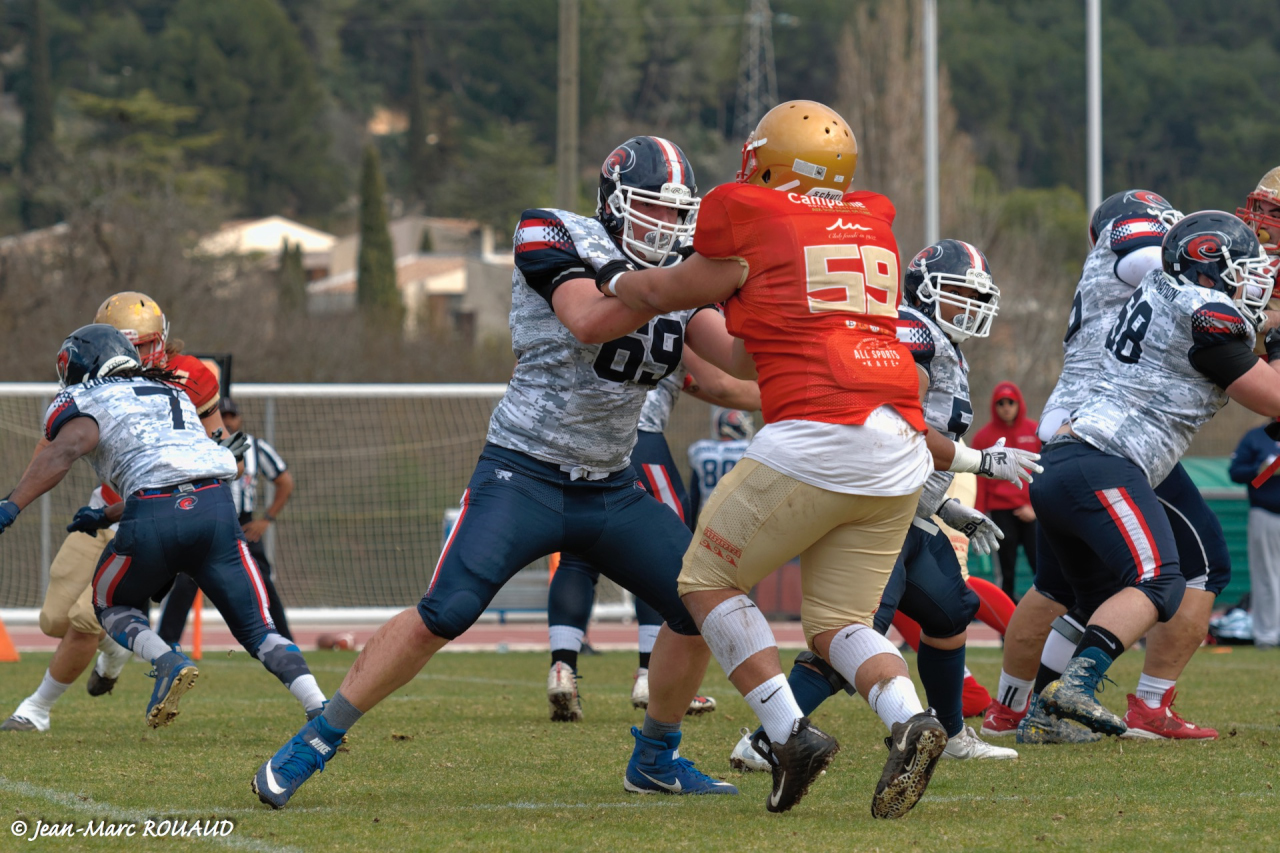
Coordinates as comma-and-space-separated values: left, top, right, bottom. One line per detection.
1163, 210, 1275, 328
905, 240, 1000, 344
597, 137, 699, 269
1088, 189, 1181, 249
94, 291, 169, 366
57, 324, 142, 388
1237, 167, 1280, 255
737, 100, 857, 200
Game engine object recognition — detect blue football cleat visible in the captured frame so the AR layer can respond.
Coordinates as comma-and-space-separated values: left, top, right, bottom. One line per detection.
1016, 693, 1103, 744
145, 650, 199, 729
1040, 657, 1126, 737
624, 727, 738, 796
252, 717, 345, 809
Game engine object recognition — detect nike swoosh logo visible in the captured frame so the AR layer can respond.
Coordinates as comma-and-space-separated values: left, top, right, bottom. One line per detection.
264, 765, 287, 796
759, 687, 783, 704
724, 603, 758, 616
639, 771, 682, 793
770, 772, 786, 807
896, 731, 910, 752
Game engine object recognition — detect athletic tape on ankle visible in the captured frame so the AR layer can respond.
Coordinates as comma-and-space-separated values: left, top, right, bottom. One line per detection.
700, 595, 777, 676
1041, 624, 1078, 673
1050, 614, 1085, 644
826, 624, 903, 688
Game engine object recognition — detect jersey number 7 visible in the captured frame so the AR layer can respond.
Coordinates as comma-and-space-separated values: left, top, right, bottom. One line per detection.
134, 385, 187, 430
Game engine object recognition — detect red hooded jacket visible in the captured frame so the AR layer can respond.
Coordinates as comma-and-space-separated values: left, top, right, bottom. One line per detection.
971, 380, 1040, 512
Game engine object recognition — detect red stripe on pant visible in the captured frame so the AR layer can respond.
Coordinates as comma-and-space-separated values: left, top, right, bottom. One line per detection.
429, 489, 470, 595
237, 541, 273, 628
642, 464, 685, 522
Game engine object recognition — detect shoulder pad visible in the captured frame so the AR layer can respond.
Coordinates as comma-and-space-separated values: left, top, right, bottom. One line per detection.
897, 309, 937, 364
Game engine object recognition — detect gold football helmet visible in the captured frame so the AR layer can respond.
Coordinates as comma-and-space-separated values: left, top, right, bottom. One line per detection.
736, 100, 858, 200
1237, 166, 1280, 255
94, 291, 169, 366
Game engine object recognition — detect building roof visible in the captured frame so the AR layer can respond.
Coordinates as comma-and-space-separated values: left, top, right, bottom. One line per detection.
197, 216, 337, 257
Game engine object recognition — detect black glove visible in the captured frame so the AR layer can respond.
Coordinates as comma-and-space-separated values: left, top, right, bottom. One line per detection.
675, 243, 696, 261
212, 428, 250, 461
1265, 420, 1280, 442
67, 505, 111, 535
1265, 327, 1280, 362
596, 258, 635, 296
0, 499, 19, 536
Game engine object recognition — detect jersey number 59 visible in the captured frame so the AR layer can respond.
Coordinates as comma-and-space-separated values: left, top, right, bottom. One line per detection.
804, 244, 900, 317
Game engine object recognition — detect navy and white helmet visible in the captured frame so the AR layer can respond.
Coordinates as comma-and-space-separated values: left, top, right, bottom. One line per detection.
715, 408, 755, 441
1089, 189, 1182, 248
596, 136, 699, 268
56, 324, 141, 388
904, 239, 999, 343
1162, 210, 1275, 328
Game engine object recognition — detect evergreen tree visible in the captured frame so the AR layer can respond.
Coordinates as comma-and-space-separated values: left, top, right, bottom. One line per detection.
357, 144, 401, 322
278, 239, 308, 314
20, 0, 57, 229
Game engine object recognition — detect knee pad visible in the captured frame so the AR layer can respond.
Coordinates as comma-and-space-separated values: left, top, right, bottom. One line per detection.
255, 633, 310, 687
1140, 572, 1186, 623
826, 624, 904, 689
98, 605, 148, 650
1050, 613, 1085, 645
418, 590, 484, 641
915, 584, 980, 640
39, 612, 70, 639
794, 650, 851, 695
700, 595, 776, 675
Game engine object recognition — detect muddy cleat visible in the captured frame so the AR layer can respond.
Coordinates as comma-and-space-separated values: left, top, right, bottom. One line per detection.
547, 661, 583, 722
942, 725, 1018, 760
624, 727, 738, 796
86, 669, 118, 697
1, 703, 50, 732
253, 717, 345, 809
981, 699, 1026, 737
686, 694, 716, 716
1040, 657, 1126, 737
1015, 694, 1103, 744
1120, 688, 1217, 740
729, 727, 769, 772
872, 710, 948, 819
88, 640, 134, 697
750, 717, 839, 813
631, 668, 717, 716
962, 675, 993, 718
145, 650, 199, 729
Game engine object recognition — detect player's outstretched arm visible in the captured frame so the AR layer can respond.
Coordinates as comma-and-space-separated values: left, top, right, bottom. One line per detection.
1, 419, 100, 533
684, 308, 759, 385
551, 278, 663, 344
683, 349, 761, 410
603, 253, 745, 315
1225, 356, 1280, 417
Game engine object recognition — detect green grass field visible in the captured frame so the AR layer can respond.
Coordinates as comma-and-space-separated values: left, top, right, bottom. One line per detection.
1, 646, 1278, 852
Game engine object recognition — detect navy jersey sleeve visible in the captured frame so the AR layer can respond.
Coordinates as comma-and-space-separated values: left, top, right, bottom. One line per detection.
513, 209, 593, 305
43, 389, 95, 441
1109, 215, 1166, 258
897, 314, 936, 366
1188, 304, 1258, 387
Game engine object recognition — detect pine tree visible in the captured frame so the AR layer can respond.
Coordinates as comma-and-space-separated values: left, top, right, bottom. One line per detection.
278, 239, 308, 313
356, 144, 401, 322
20, 0, 57, 229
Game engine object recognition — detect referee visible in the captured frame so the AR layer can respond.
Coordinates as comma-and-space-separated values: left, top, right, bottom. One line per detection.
158, 396, 296, 641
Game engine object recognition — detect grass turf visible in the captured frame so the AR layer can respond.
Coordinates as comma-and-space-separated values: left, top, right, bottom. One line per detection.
1, 646, 1277, 852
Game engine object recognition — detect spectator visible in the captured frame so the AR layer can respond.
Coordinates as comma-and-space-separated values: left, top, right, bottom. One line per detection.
1228, 421, 1280, 650
158, 397, 296, 642
971, 381, 1041, 601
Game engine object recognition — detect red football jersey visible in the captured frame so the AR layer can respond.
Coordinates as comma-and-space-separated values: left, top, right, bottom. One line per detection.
694, 184, 926, 431
165, 353, 221, 418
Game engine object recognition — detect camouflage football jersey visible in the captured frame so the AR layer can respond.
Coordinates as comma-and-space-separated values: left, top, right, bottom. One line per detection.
897, 305, 972, 516
637, 365, 687, 435
687, 437, 751, 495
1042, 214, 1167, 429
488, 208, 703, 474
1072, 270, 1255, 485
44, 376, 237, 497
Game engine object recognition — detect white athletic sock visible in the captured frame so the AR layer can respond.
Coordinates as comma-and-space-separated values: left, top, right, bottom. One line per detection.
31, 670, 72, 712
134, 629, 175, 664
1136, 673, 1176, 709
96, 634, 133, 678
866, 676, 926, 730
745, 674, 803, 744
289, 674, 327, 714
636, 624, 660, 655
963, 665, 973, 678
1040, 627, 1077, 675
995, 671, 1033, 712
547, 625, 585, 653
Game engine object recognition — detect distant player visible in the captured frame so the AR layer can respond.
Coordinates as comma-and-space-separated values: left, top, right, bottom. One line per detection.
546, 358, 758, 722
1237, 166, 1280, 263
983, 191, 1236, 743
686, 408, 755, 524
0, 325, 324, 729
253, 136, 750, 809
601, 102, 1040, 816
1028, 210, 1279, 737
3, 292, 229, 732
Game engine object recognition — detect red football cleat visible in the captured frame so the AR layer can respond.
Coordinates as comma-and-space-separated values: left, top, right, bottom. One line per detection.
962, 675, 993, 718
980, 699, 1026, 737
1121, 687, 1217, 740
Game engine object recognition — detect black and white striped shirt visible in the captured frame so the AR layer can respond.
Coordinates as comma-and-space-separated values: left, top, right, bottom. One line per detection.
228, 434, 287, 516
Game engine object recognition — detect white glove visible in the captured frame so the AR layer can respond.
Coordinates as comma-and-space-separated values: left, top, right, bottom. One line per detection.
952, 436, 1043, 488
936, 499, 1003, 556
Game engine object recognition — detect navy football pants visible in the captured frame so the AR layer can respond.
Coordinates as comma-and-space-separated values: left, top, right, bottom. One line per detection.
873, 519, 980, 640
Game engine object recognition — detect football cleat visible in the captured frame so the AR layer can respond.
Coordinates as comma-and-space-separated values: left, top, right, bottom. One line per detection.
624, 727, 738, 796
1015, 694, 1103, 744
547, 661, 583, 722
252, 717, 345, 809
145, 650, 199, 729
1040, 657, 1126, 737
630, 668, 717, 715
88, 641, 134, 697
1, 699, 50, 732
1120, 688, 1217, 740
981, 699, 1026, 737
729, 727, 770, 772
750, 717, 840, 813
962, 675, 993, 718
941, 725, 1018, 760
872, 710, 948, 819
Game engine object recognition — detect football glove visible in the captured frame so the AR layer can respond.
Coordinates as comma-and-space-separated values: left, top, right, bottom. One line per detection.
936, 499, 1003, 556
596, 258, 635, 296
67, 505, 112, 535
1265, 327, 1280, 362
0, 499, 19, 535
976, 437, 1042, 489
212, 428, 250, 461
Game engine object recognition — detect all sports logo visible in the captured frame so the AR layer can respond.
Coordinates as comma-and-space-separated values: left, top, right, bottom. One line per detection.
176, 496, 198, 511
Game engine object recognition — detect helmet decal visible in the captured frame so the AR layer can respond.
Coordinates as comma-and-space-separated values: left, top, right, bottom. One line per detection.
1184, 233, 1228, 263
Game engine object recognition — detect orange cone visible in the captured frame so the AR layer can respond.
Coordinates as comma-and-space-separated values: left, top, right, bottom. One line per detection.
0, 615, 20, 662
